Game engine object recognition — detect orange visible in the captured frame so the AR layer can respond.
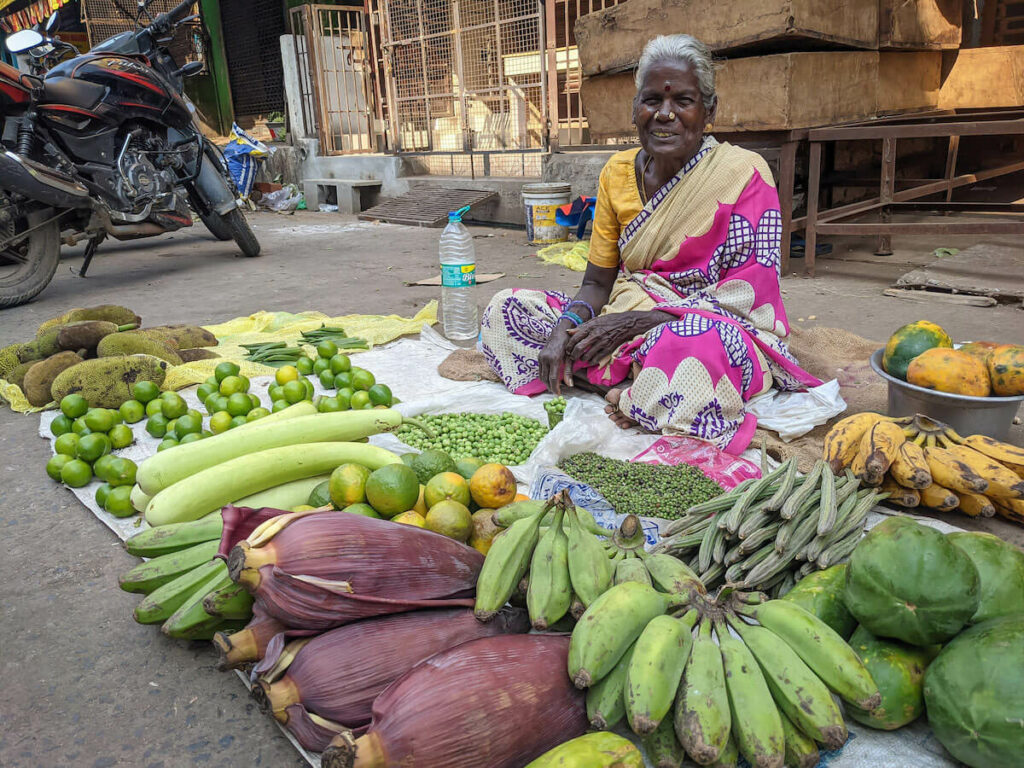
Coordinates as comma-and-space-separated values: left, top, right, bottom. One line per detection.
413, 485, 428, 515
392, 511, 426, 528
469, 463, 518, 509
424, 500, 473, 542
514, 493, 531, 502
468, 509, 502, 555
424, 472, 471, 509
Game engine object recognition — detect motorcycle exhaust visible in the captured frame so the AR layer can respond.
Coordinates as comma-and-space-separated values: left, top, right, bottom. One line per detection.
0, 151, 91, 209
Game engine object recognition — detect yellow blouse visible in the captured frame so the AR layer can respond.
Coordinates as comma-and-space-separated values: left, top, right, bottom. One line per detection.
589, 148, 644, 269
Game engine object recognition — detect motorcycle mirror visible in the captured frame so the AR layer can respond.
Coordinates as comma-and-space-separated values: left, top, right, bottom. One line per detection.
46, 11, 58, 32
5, 29, 45, 54
174, 61, 204, 78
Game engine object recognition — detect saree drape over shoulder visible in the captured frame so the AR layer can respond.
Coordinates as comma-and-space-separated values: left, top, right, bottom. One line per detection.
480, 139, 821, 454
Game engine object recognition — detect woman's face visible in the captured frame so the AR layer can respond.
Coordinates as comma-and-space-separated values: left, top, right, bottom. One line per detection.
633, 61, 714, 165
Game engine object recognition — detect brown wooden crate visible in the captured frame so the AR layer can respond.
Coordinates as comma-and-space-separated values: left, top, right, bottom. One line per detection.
878, 52, 942, 114
879, 0, 962, 49
574, 0, 879, 78
938, 45, 1024, 109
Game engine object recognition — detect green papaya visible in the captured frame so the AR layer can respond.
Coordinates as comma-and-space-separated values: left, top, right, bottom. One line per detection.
845, 625, 933, 730
844, 517, 979, 645
782, 564, 856, 639
924, 614, 1024, 768
524, 732, 643, 767
947, 531, 1024, 624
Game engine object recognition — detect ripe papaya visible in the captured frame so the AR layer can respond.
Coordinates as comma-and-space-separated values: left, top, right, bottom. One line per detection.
947, 531, 1024, 623
882, 320, 952, 381
844, 517, 980, 645
958, 341, 1000, 365
846, 625, 934, 730
906, 348, 990, 397
987, 344, 1024, 396
782, 564, 856, 639
924, 614, 1024, 768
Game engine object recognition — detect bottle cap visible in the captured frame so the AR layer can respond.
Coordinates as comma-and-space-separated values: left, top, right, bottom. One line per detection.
448, 205, 471, 223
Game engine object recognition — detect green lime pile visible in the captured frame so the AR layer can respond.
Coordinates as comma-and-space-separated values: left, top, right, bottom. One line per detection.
543, 396, 567, 428
557, 452, 723, 520
394, 412, 548, 465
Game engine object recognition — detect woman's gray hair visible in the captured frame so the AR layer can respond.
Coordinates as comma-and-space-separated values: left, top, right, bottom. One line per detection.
635, 35, 717, 110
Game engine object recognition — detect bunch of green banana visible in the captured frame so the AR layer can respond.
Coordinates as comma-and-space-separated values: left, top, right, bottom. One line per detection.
119, 518, 253, 639
653, 458, 886, 596
569, 580, 881, 768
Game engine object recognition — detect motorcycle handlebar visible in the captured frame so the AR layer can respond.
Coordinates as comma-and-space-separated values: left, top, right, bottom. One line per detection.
168, 0, 196, 23
150, 0, 197, 33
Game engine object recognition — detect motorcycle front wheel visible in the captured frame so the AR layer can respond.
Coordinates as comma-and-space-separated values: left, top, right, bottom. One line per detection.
0, 208, 61, 309
211, 207, 260, 258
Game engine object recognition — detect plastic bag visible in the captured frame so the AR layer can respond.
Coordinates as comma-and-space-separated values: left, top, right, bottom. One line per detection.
536, 241, 590, 272
260, 184, 303, 213
746, 378, 847, 442
222, 123, 272, 200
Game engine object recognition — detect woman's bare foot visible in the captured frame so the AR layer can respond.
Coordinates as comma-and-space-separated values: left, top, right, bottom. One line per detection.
604, 387, 638, 430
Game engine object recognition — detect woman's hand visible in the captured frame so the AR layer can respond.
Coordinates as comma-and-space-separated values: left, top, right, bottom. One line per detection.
566, 311, 671, 367
538, 323, 574, 394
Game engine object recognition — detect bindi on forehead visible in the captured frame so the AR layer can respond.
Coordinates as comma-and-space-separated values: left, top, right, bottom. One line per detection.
664, 83, 672, 92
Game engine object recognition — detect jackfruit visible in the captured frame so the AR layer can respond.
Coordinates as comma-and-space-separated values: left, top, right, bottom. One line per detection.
178, 348, 220, 362
144, 325, 218, 349
7, 361, 36, 390
37, 305, 141, 335
96, 332, 182, 365
18, 327, 62, 362
50, 355, 167, 408
57, 321, 121, 354
22, 351, 83, 406
0, 344, 22, 378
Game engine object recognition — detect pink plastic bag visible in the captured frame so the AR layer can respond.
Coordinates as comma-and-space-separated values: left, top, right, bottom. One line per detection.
631, 436, 761, 490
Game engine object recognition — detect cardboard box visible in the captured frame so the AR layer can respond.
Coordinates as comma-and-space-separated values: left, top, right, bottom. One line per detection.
877, 52, 942, 114
879, 0, 962, 49
581, 52, 879, 135
938, 45, 1024, 109
575, 0, 879, 78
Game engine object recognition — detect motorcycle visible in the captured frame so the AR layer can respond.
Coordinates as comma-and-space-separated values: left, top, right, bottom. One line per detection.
0, 0, 260, 309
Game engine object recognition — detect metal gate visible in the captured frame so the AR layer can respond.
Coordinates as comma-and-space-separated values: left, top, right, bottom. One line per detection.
82, 0, 203, 66
377, 0, 547, 174
290, 4, 379, 155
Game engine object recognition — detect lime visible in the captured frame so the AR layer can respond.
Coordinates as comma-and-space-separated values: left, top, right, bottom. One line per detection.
71, 418, 92, 436
230, 415, 248, 428
343, 502, 380, 518
214, 361, 240, 383
246, 407, 271, 422
329, 463, 372, 507
282, 380, 307, 404
248, 394, 261, 410
160, 392, 188, 419
219, 375, 245, 396
95, 482, 111, 508
275, 366, 299, 386
83, 408, 114, 433
296, 356, 315, 375
187, 408, 203, 423
411, 449, 456, 485
174, 413, 203, 439
47, 454, 74, 481
424, 500, 473, 542
330, 354, 352, 375
201, 430, 212, 438
313, 358, 331, 375
425, 472, 472, 509
204, 376, 219, 388
268, 385, 285, 401
109, 410, 123, 425
165, 419, 178, 435
196, 383, 217, 403
306, 480, 332, 508
119, 400, 145, 424
132, 380, 160, 403
335, 388, 354, 409
236, 375, 250, 392
60, 393, 89, 418
226, 392, 253, 417
211, 395, 229, 414
106, 456, 137, 487
50, 415, 73, 437
76, 432, 111, 462
316, 340, 339, 360
317, 396, 343, 413
334, 371, 353, 390
392, 511, 426, 528
318, 369, 336, 389
54, 432, 80, 456
455, 457, 486, 481
351, 368, 375, 391
60, 459, 92, 488
368, 383, 393, 407
303, 378, 315, 400
104, 485, 135, 517
145, 399, 163, 417
146, 414, 169, 438
179, 432, 203, 444
364, 463, 419, 518
157, 438, 178, 452
350, 390, 371, 410
271, 399, 290, 413
93, 453, 117, 482
108, 424, 135, 450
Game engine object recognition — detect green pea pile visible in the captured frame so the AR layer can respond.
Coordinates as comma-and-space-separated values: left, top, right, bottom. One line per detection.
544, 396, 567, 428
395, 412, 549, 465
558, 452, 723, 520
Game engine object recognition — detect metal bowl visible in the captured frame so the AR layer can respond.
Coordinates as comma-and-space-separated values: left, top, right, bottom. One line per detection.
870, 349, 1023, 441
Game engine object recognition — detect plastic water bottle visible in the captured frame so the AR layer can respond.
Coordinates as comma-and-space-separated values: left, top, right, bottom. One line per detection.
439, 205, 479, 345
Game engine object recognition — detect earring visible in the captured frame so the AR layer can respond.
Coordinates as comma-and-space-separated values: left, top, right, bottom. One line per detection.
704, 122, 713, 132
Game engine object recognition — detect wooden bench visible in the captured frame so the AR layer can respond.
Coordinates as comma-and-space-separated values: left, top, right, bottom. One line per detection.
303, 178, 382, 214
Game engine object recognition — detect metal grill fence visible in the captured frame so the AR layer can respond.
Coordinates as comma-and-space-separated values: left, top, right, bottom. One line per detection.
81, 0, 202, 66
219, 0, 286, 120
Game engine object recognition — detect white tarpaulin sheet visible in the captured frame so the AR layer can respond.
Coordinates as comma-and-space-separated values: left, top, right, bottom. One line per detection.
36, 331, 960, 768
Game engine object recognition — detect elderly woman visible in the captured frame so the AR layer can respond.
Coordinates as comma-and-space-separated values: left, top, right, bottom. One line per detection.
480, 35, 821, 454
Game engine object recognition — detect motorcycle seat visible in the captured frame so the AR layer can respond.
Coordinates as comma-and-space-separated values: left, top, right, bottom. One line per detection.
39, 76, 107, 112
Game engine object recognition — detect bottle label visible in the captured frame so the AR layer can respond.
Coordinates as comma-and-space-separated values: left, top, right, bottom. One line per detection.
441, 263, 476, 288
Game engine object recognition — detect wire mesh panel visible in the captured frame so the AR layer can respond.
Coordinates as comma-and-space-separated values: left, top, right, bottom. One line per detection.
380, 0, 546, 161
219, 0, 286, 120
81, 0, 203, 65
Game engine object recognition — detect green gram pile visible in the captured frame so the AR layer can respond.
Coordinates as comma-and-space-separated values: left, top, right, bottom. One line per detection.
395, 412, 549, 465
